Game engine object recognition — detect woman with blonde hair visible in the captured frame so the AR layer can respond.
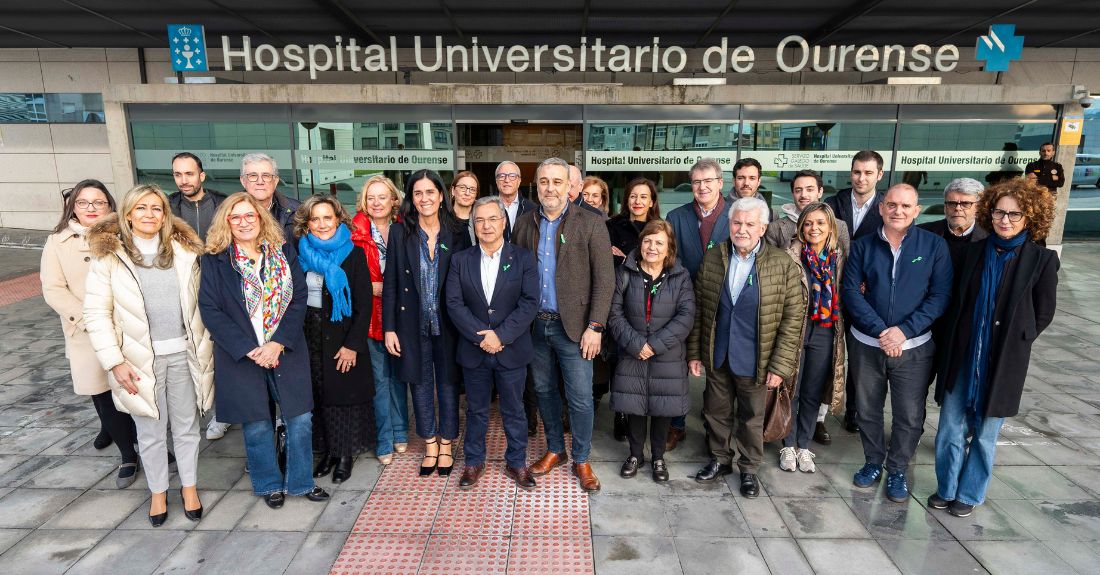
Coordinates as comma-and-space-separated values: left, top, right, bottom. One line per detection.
83, 184, 213, 526
581, 176, 610, 215
352, 175, 408, 465
199, 192, 329, 509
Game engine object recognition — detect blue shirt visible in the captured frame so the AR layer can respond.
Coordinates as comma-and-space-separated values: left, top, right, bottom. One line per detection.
536, 203, 568, 313
417, 227, 441, 336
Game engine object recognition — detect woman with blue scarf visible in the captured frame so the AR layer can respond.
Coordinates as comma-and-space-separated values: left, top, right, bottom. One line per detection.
931, 179, 1058, 518
293, 195, 376, 484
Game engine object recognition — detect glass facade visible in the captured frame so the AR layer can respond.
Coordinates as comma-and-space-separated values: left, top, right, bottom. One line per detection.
0, 93, 105, 123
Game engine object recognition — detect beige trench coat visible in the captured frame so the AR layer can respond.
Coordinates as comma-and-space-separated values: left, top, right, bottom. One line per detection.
40, 220, 110, 395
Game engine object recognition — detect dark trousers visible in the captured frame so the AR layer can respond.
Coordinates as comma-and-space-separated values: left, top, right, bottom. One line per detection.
703, 367, 767, 474
627, 415, 672, 461
844, 331, 858, 416
410, 333, 459, 440
91, 390, 138, 463
784, 323, 835, 449
850, 338, 935, 474
463, 356, 529, 469
524, 371, 539, 426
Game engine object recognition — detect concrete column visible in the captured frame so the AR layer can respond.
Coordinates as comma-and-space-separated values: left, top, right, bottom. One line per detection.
1049, 102, 1083, 249
105, 98, 135, 193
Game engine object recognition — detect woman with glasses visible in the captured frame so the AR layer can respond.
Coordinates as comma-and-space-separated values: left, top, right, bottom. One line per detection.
41, 181, 141, 488
293, 195, 376, 484
352, 175, 409, 466
83, 184, 213, 526
383, 169, 472, 476
931, 179, 1058, 518
450, 171, 480, 244
199, 192, 329, 509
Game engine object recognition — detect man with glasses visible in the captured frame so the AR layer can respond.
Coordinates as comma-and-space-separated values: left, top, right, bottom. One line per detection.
168, 152, 225, 241
918, 177, 988, 264
1025, 142, 1065, 195
240, 152, 299, 238
842, 183, 952, 504
493, 161, 536, 241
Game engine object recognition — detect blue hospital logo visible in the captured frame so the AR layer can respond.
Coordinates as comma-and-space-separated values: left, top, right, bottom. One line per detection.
976, 24, 1024, 72
168, 24, 208, 72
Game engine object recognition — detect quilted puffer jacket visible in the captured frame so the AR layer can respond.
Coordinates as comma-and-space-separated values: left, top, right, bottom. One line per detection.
83, 214, 214, 418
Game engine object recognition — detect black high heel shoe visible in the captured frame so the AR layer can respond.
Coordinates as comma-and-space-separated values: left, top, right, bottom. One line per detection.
149, 493, 168, 527
420, 439, 438, 476
313, 455, 337, 478
181, 488, 203, 521
437, 440, 454, 476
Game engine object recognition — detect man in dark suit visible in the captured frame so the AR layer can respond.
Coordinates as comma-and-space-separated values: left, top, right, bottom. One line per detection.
826, 149, 886, 433
512, 157, 614, 493
494, 161, 537, 241
918, 177, 989, 265
240, 152, 300, 240
447, 197, 540, 490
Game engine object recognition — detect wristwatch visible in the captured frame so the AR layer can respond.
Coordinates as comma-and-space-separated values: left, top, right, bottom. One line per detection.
587, 321, 604, 333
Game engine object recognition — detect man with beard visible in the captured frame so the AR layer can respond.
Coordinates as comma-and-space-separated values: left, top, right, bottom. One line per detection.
168, 152, 224, 241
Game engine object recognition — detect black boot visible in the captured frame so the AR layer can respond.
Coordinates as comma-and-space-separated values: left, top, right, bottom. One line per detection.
332, 457, 354, 483
613, 412, 629, 442
313, 455, 337, 478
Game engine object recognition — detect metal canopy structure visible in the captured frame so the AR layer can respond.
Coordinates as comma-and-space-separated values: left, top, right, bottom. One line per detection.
1, 0, 1098, 49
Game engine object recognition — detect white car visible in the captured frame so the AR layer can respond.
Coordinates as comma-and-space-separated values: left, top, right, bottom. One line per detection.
1073, 154, 1100, 188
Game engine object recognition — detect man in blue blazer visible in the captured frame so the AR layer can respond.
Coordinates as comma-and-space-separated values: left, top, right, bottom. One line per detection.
446, 196, 541, 490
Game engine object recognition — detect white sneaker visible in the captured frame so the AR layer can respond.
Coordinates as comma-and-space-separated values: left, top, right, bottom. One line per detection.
796, 449, 817, 473
206, 420, 231, 440
779, 447, 797, 472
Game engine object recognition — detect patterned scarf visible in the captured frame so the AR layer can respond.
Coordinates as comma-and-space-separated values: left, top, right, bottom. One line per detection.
298, 224, 354, 322
231, 240, 293, 342
801, 244, 839, 327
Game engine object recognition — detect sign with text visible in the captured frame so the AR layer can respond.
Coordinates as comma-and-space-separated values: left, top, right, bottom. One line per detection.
297, 149, 453, 171
895, 150, 1039, 172
134, 149, 293, 172
586, 151, 737, 172
1059, 117, 1083, 146
747, 150, 893, 173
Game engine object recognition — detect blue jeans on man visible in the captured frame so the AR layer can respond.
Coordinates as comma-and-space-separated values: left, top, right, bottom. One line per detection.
934, 378, 1005, 505
463, 355, 528, 469
531, 317, 594, 463
242, 371, 315, 496
367, 339, 409, 456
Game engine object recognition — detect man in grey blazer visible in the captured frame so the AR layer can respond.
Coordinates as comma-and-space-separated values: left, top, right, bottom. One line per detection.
512, 157, 614, 492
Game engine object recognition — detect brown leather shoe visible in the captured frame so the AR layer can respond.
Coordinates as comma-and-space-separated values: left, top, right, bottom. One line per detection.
665, 427, 686, 451
572, 462, 601, 492
529, 451, 568, 476
458, 463, 486, 489
504, 466, 537, 490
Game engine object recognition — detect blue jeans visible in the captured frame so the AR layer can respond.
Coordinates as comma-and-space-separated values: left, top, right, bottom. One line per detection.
242, 371, 315, 496
935, 378, 1005, 505
531, 318, 594, 463
368, 339, 409, 456
410, 333, 459, 440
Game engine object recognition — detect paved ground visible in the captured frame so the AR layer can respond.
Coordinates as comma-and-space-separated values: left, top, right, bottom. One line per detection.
0, 243, 1099, 574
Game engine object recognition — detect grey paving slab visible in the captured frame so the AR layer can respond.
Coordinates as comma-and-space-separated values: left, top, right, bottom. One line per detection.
910, 464, 1024, 501
935, 501, 1034, 541
39, 488, 148, 530
590, 493, 671, 536
736, 496, 792, 538
992, 465, 1094, 500
797, 538, 902, 575
673, 537, 770, 575
877, 539, 990, 575
771, 496, 870, 539
198, 429, 246, 458
0, 529, 29, 556
592, 536, 684, 575
0, 454, 28, 477
0, 488, 83, 528
21, 455, 118, 489
661, 494, 751, 539
314, 455, 381, 491
755, 537, 813, 575
661, 460, 737, 496
37, 427, 103, 456
1052, 465, 1100, 498
0, 426, 70, 456
962, 540, 1078, 575
312, 489, 369, 532
0, 528, 107, 575
755, 463, 840, 497
150, 530, 229, 575
844, 493, 955, 540
193, 490, 261, 531
1041, 540, 1100, 575
193, 531, 307, 575
65, 529, 187, 575
236, 492, 329, 532
1021, 412, 1100, 438
115, 489, 227, 531
1029, 499, 1100, 541
989, 499, 1081, 541
1016, 436, 1100, 466
283, 531, 348, 575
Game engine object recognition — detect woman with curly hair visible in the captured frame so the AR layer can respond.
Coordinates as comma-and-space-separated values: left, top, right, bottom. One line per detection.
930, 178, 1058, 518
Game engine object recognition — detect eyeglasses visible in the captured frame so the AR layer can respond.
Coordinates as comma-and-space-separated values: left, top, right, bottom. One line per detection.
75, 200, 110, 210
496, 173, 520, 182
991, 209, 1024, 223
691, 177, 721, 187
945, 200, 976, 210
453, 184, 478, 194
228, 212, 258, 226
474, 215, 505, 226
244, 173, 277, 183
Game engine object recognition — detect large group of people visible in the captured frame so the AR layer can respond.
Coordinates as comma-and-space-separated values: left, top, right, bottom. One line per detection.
39, 145, 1059, 526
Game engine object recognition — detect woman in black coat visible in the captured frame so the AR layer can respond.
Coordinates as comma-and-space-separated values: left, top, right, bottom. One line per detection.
608, 220, 695, 483
198, 192, 329, 509
293, 195, 375, 484
382, 169, 472, 477
931, 179, 1058, 518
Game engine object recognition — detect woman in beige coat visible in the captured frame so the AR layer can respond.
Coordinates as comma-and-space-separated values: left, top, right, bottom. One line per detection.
84, 184, 214, 527
41, 179, 141, 488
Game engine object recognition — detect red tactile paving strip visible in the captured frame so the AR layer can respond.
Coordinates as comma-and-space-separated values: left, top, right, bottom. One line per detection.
333, 405, 595, 575
0, 273, 41, 307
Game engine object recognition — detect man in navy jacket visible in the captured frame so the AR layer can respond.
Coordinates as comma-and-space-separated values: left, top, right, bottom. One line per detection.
446, 197, 541, 490
841, 183, 952, 504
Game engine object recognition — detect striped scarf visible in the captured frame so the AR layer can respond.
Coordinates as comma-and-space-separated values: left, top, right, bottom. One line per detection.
801, 244, 839, 328
232, 241, 293, 342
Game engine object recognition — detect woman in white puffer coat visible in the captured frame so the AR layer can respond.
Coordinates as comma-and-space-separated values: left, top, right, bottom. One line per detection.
83, 184, 214, 528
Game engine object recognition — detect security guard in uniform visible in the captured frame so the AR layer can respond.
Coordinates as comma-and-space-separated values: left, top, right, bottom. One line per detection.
1024, 142, 1065, 194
